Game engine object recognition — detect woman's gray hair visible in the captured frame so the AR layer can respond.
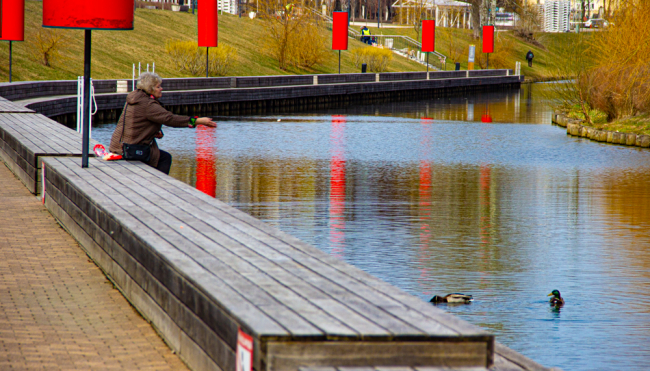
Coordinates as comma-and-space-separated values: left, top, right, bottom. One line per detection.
136, 72, 162, 94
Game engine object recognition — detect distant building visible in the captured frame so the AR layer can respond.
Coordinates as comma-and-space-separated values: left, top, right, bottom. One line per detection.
525, 0, 619, 19
543, 0, 570, 32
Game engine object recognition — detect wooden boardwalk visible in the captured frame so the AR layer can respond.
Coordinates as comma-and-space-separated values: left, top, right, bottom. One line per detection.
43, 157, 498, 371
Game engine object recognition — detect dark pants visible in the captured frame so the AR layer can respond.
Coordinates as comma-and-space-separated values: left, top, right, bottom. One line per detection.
153, 150, 172, 175
528, 59, 533, 67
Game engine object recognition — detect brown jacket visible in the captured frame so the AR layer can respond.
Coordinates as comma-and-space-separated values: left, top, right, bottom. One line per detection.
109, 89, 190, 167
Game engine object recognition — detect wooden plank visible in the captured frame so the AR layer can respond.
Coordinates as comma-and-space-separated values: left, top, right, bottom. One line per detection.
493, 343, 548, 371
0, 119, 61, 157
0, 113, 98, 155
266, 340, 489, 370
19, 113, 88, 149
0, 99, 33, 113
108, 160, 428, 337
90, 161, 354, 338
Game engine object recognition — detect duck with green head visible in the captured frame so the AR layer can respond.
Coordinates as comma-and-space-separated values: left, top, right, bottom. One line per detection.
548, 290, 564, 306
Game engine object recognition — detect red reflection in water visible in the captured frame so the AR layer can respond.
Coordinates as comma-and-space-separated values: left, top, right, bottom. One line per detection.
419, 118, 433, 296
481, 105, 493, 123
329, 115, 346, 259
195, 125, 217, 197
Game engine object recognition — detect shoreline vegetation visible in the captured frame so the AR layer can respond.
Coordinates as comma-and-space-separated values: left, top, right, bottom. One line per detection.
553, 111, 650, 149
545, 0, 650, 144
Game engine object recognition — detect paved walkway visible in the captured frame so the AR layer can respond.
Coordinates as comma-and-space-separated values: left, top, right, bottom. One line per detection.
0, 161, 189, 370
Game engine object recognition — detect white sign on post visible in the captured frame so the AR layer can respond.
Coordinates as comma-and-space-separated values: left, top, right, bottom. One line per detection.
468, 45, 476, 63
236, 329, 253, 371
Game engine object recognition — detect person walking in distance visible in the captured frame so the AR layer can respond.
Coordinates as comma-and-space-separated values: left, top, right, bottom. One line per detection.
526, 50, 534, 67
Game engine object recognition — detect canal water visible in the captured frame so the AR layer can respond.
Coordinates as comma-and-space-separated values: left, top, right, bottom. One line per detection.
93, 84, 650, 371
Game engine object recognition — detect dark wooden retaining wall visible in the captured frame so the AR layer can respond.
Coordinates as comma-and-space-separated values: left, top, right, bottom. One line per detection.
19, 71, 521, 125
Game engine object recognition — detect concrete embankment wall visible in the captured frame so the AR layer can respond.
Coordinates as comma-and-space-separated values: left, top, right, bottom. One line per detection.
552, 112, 650, 148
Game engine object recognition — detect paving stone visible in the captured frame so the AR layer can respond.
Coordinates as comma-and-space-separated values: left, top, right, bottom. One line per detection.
0, 161, 188, 370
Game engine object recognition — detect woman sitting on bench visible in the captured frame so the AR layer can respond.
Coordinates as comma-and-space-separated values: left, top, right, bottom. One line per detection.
109, 72, 216, 174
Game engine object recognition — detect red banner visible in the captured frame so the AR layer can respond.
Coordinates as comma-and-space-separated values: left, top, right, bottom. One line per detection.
332, 11, 348, 51
421, 20, 435, 52
482, 25, 494, 54
1, 0, 24, 41
198, 0, 218, 47
43, 0, 134, 30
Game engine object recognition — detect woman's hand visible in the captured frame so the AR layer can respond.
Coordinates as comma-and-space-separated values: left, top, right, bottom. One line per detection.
197, 117, 217, 127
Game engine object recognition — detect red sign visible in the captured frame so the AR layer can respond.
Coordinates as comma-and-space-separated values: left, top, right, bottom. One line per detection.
482, 25, 494, 54
198, 0, 218, 47
1, 0, 24, 41
332, 11, 348, 51
421, 20, 435, 52
43, 0, 134, 30
236, 328, 253, 371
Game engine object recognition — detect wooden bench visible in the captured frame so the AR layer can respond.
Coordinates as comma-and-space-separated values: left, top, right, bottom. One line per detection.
42, 157, 497, 371
0, 112, 97, 194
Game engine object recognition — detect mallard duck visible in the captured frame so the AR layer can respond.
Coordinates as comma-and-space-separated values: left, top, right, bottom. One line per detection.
548, 290, 565, 306
430, 293, 473, 304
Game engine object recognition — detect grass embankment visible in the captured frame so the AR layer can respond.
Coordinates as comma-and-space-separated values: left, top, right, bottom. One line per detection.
1, 2, 590, 82
0, 2, 427, 82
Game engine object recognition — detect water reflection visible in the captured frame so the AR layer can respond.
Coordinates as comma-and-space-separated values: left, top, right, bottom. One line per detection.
329, 115, 347, 259
196, 125, 217, 197
90, 84, 650, 371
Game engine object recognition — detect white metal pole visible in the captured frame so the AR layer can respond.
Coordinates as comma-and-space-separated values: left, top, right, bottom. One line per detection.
88, 78, 93, 140
77, 77, 83, 133
153, 62, 155, 73
132, 64, 135, 91
138, 62, 141, 76
147, 63, 150, 72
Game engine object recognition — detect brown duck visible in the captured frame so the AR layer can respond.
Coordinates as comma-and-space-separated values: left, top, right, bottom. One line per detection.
430, 293, 473, 304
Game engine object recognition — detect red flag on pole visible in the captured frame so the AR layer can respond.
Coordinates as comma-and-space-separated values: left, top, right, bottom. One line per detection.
332, 11, 348, 51
1, 0, 24, 41
43, 0, 134, 30
421, 20, 435, 52
482, 25, 494, 53
198, 0, 218, 47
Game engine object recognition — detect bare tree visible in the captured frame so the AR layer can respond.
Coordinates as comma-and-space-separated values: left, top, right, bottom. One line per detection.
28, 28, 71, 67
258, 0, 328, 70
